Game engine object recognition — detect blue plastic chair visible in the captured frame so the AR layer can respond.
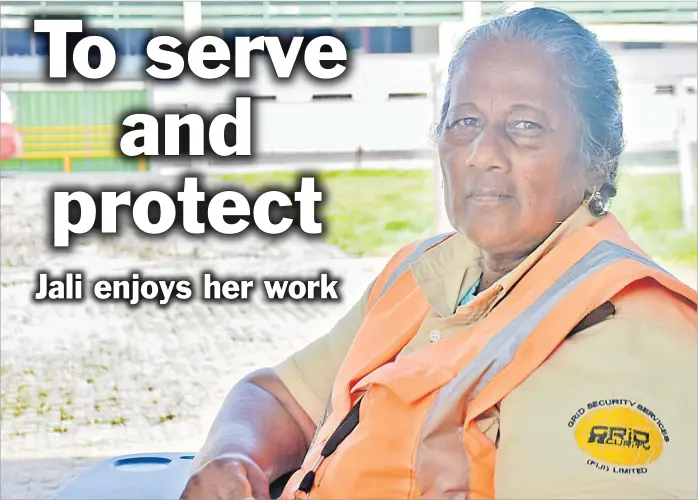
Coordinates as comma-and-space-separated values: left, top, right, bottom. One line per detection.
54, 452, 294, 499
54, 452, 195, 500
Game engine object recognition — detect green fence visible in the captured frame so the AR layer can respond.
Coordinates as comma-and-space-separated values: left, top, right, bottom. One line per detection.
1, 89, 149, 173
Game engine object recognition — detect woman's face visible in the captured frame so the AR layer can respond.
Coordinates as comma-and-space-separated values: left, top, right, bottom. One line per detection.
438, 40, 594, 256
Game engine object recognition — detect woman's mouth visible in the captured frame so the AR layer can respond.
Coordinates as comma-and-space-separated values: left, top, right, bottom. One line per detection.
466, 189, 513, 204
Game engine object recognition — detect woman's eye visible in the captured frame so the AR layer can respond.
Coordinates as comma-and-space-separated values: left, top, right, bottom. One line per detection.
511, 120, 542, 131
448, 117, 480, 129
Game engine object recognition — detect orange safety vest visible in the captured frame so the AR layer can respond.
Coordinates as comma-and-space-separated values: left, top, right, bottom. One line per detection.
280, 214, 697, 499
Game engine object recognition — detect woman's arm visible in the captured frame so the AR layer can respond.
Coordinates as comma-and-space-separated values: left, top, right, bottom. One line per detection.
494, 308, 697, 499
180, 369, 316, 499
192, 368, 316, 482
183, 280, 376, 499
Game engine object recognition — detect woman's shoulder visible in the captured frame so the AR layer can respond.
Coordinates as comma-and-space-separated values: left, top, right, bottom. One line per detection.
607, 277, 697, 339
546, 277, 697, 394
504, 278, 697, 434
499, 279, 697, 500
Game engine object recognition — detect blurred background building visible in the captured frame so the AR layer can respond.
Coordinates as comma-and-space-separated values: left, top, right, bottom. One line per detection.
0, 1, 696, 227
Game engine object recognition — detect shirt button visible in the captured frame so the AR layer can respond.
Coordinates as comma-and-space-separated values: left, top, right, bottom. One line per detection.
429, 330, 442, 342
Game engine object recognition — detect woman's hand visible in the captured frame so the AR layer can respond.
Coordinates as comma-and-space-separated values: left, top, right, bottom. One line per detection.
180, 452, 271, 500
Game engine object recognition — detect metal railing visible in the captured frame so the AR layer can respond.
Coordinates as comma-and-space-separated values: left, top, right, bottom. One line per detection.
1, 1, 695, 29
15, 125, 146, 172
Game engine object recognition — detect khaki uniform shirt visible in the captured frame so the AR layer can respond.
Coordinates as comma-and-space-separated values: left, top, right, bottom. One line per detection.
273, 206, 698, 499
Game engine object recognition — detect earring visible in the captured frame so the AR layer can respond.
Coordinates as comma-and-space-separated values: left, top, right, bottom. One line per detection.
583, 186, 607, 217
582, 186, 597, 207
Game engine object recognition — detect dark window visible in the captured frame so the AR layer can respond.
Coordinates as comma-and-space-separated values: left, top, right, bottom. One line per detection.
222, 27, 304, 54
368, 27, 412, 54
1, 27, 154, 57
1, 29, 31, 56
337, 28, 363, 51
89, 28, 121, 55
96, 28, 154, 56
35, 30, 49, 56
222, 28, 275, 40
123, 29, 153, 56
622, 42, 665, 50
302, 28, 336, 39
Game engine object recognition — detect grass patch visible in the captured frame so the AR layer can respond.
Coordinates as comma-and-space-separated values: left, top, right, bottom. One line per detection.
218, 169, 696, 267
219, 169, 436, 257
612, 172, 697, 266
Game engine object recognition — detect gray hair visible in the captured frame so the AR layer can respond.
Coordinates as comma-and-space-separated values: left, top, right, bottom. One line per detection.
435, 7, 624, 215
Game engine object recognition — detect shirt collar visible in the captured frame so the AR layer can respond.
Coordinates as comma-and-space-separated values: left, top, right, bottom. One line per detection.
409, 206, 599, 318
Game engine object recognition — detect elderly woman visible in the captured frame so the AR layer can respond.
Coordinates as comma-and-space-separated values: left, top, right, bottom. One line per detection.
181, 7, 697, 500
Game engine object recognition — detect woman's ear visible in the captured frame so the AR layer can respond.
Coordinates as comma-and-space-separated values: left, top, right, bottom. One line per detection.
581, 168, 612, 216
584, 167, 607, 196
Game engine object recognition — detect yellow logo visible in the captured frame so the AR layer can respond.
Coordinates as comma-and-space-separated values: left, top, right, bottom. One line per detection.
568, 399, 670, 474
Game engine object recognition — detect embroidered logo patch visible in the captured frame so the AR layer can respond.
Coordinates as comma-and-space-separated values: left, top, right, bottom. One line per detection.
568, 399, 670, 474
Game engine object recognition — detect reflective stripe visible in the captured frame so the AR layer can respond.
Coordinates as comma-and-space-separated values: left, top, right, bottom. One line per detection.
604, 241, 673, 276
415, 240, 673, 497
377, 232, 455, 300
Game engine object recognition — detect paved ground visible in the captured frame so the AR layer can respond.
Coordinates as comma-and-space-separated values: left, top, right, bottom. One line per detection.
0, 177, 385, 499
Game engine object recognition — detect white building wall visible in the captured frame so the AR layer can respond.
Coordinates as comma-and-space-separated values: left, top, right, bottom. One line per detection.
147, 44, 696, 158
410, 26, 439, 54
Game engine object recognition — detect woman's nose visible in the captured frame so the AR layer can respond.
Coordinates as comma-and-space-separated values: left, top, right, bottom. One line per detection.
466, 128, 509, 172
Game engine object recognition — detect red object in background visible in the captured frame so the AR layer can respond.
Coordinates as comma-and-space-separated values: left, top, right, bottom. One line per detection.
1, 89, 22, 160
0, 122, 22, 160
